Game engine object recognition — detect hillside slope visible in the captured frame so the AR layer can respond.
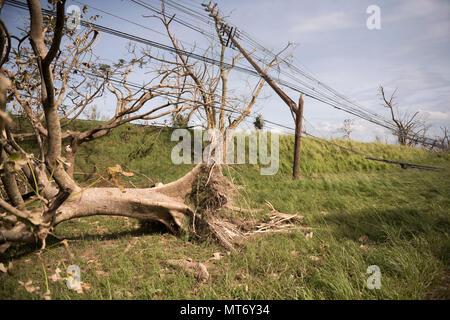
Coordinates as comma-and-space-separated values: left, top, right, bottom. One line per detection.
64, 122, 449, 185
1, 121, 449, 300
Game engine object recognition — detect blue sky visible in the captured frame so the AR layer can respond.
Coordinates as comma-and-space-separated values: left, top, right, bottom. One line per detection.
2, 0, 450, 142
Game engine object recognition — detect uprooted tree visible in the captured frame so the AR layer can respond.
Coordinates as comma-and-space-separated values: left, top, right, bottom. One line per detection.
0, 0, 303, 253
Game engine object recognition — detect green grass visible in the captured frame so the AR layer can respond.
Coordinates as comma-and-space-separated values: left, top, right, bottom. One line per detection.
1, 121, 449, 299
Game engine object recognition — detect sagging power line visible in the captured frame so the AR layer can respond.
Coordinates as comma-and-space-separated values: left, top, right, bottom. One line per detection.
3, 0, 445, 171
6, 0, 416, 139
83, 70, 445, 172
135, 0, 441, 148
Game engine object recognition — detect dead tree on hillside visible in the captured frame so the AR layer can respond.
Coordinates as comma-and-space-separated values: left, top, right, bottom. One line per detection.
379, 86, 428, 147
147, 1, 291, 162
337, 119, 354, 140
435, 126, 449, 151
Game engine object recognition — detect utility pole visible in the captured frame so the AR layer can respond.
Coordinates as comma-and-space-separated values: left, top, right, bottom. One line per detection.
204, 3, 305, 179
292, 95, 304, 179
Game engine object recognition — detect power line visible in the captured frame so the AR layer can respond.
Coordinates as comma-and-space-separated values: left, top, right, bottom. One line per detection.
10, 43, 444, 170
127, 1, 398, 125
72, 0, 177, 40
142, 0, 441, 148
4, 0, 442, 148
81, 71, 445, 170
6, 0, 396, 132
129, 0, 215, 39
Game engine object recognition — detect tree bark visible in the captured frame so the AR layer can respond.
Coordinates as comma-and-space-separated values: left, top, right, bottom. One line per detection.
1, 72, 24, 206
27, 0, 78, 192
53, 187, 193, 233
55, 164, 202, 229
0, 158, 24, 206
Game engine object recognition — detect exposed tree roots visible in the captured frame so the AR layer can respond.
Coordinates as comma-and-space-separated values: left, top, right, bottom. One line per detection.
187, 164, 308, 250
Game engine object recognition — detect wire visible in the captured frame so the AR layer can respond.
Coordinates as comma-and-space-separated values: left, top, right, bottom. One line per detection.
6, 0, 393, 130
4, 0, 441, 148
72, 0, 193, 46
141, 0, 440, 147
80, 70, 445, 171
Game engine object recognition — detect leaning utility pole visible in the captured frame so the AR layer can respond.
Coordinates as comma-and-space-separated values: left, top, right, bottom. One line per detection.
292, 94, 304, 179
204, 2, 305, 179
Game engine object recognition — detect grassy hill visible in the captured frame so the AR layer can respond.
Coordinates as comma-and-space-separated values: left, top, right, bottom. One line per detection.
1, 121, 449, 299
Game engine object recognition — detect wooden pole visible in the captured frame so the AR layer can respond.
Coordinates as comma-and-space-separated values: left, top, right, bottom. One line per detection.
293, 95, 304, 179
228, 36, 298, 113
204, 3, 304, 178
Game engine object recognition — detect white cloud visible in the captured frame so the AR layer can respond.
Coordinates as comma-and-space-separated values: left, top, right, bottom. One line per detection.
420, 110, 450, 121
423, 19, 450, 41
290, 11, 356, 35
386, 0, 450, 23
305, 118, 393, 143
268, 128, 290, 135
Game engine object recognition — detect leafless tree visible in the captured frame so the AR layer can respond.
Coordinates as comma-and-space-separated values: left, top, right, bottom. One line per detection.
435, 126, 449, 151
337, 119, 354, 140
379, 85, 428, 146
203, 2, 304, 179
374, 135, 388, 144
145, 1, 293, 160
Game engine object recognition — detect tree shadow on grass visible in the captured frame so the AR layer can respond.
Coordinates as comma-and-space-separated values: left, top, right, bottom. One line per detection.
320, 207, 450, 262
0, 221, 170, 263
62, 221, 170, 242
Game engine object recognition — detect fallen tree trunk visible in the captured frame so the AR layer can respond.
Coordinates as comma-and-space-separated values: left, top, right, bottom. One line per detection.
53, 187, 193, 234
54, 164, 204, 233
1, 165, 202, 245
